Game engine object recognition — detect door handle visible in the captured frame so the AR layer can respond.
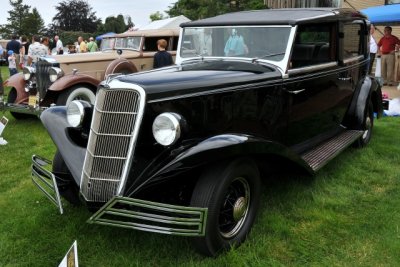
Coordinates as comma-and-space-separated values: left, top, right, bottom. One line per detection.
338, 77, 352, 81
288, 89, 305, 95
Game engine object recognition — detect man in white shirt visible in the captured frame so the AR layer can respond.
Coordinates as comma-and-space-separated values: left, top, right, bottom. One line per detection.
27, 35, 48, 67
369, 24, 378, 75
55, 35, 64, 55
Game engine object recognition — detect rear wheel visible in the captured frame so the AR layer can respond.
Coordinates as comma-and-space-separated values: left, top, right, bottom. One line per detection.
7, 88, 36, 119
354, 100, 374, 148
190, 158, 261, 256
52, 150, 80, 205
56, 86, 96, 106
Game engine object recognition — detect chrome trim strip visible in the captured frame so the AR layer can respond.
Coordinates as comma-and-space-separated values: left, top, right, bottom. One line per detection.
288, 62, 338, 75
31, 155, 63, 214
147, 78, 283, 103
343, 55, 364, 65
88, 196, 208, 237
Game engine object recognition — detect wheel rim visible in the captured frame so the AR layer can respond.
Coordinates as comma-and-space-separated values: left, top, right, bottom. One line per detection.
362, 116, 372, 140
219, 177, 251, 238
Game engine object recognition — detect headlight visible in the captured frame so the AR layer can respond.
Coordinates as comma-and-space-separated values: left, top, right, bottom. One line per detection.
152, 112, 182, 146
49, 67, 64, 82
66, 100, 85, 127
23, 66, 35, 81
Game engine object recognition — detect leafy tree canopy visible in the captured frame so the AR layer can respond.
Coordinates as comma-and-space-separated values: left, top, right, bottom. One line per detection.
2, 0, 45, 37
52, 0, 101, 33
166, 0, 266, 20
150, 11, 166, 22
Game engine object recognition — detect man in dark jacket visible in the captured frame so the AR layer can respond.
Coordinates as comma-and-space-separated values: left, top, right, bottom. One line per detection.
6, 34, 22, 67
153, 39, 173, 68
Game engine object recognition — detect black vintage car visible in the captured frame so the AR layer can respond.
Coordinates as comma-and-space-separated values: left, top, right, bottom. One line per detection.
32, 8, 382, 256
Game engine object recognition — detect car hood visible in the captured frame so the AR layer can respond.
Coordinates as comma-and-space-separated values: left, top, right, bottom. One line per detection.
51, 50, 142, 64
114, 60, 283, 101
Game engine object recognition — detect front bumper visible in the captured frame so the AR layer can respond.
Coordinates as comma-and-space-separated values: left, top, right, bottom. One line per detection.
31, 155, 208, 237
1, 102, 44, 116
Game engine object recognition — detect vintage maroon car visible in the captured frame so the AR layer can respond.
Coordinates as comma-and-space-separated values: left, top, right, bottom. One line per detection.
32, 8, 382, 256
2, 29, 179, 118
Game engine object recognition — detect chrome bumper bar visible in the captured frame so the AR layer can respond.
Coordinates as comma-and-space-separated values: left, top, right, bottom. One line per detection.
0, 102, 43, 116
31, 155, 63, 214
88, 196, 208, 237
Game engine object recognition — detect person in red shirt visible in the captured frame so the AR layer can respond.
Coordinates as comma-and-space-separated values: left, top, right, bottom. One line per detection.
377, 26, 400, 86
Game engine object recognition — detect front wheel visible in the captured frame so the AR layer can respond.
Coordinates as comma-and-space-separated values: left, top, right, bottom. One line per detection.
190, 158, 261, 256
354, 100, 374, 148
56, 86, 96, 106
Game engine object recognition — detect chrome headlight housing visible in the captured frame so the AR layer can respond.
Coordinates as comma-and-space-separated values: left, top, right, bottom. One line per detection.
49, 67, 64, 82
152, 112, 182, 146
23, 66, 35, 81
66, 100, 85, 127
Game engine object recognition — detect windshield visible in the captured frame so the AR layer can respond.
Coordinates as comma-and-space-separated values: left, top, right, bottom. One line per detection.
180, 26, 291, 62
100, 36, 141, 51
114, 37, 141, 50
101, 37, 115, 51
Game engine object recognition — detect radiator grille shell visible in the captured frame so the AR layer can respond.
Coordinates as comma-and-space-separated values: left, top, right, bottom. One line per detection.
80, 83, 146, 202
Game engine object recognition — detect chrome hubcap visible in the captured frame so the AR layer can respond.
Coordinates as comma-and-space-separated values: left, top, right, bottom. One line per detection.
219, 177, 250, 238
233, 197, 247, 222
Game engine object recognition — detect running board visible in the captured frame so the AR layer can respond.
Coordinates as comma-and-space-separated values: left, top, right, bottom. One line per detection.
301, 130, 363, 172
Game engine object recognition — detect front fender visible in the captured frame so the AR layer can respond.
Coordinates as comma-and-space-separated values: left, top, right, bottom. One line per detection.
40, 106, 86, 185
149, 134, 313, 180
4, 73, 28, 104
48, 74, 100, 92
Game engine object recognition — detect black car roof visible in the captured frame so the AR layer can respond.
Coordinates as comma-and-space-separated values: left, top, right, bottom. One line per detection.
181, 8, 367, 27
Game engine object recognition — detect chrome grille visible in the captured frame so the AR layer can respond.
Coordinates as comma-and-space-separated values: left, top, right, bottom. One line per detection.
36, 60, 53, 98
80, 86, 145, 202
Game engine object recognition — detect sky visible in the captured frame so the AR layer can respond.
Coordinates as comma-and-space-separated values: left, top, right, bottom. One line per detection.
0, 0, 178, 29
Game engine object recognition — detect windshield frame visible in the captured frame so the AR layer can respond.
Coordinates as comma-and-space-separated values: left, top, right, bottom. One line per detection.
176, 25, 296, 74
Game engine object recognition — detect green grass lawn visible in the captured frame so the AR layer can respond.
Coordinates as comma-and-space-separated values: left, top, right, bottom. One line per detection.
0, 65, 399, 266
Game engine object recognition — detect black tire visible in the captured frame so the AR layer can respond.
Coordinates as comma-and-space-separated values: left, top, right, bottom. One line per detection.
7, 88, 36, 119
354, 100, 374, 148
56, 85, 96, 106
190, 158, 261, 256
52, 150, 81, 206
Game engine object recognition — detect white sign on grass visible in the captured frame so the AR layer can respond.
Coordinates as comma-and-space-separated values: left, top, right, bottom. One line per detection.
58, 240, 79, 267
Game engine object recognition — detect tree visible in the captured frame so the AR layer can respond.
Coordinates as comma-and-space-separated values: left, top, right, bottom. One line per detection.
125, 15, 135, 29
167, 0, 265, 20
53, 0, 100, 33
150, 11, 166, 22
21, 8, 45, 36
103, 15, 126, 33
1, 0, 46, 37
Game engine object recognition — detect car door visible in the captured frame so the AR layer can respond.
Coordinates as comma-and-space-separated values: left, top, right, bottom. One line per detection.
285, 23, 351, 149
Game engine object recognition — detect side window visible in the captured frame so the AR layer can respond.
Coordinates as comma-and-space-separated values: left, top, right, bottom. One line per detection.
291, 23, 335, 69
143, 36, 173, 52
343, 23, 362, 59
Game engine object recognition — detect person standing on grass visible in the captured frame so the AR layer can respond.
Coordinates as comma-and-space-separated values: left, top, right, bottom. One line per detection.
369, 24, 378, 75
153, 39, 173, 68
7, 50, 17, 76
54, 35, 64, 55
6, 34, 22, 68
377, 26, 400, 86
87, 37, 98, 52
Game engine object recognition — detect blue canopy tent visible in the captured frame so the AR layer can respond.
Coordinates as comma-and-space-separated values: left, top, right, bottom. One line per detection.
95, 32, 116, 41
361, 5, 400, 25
